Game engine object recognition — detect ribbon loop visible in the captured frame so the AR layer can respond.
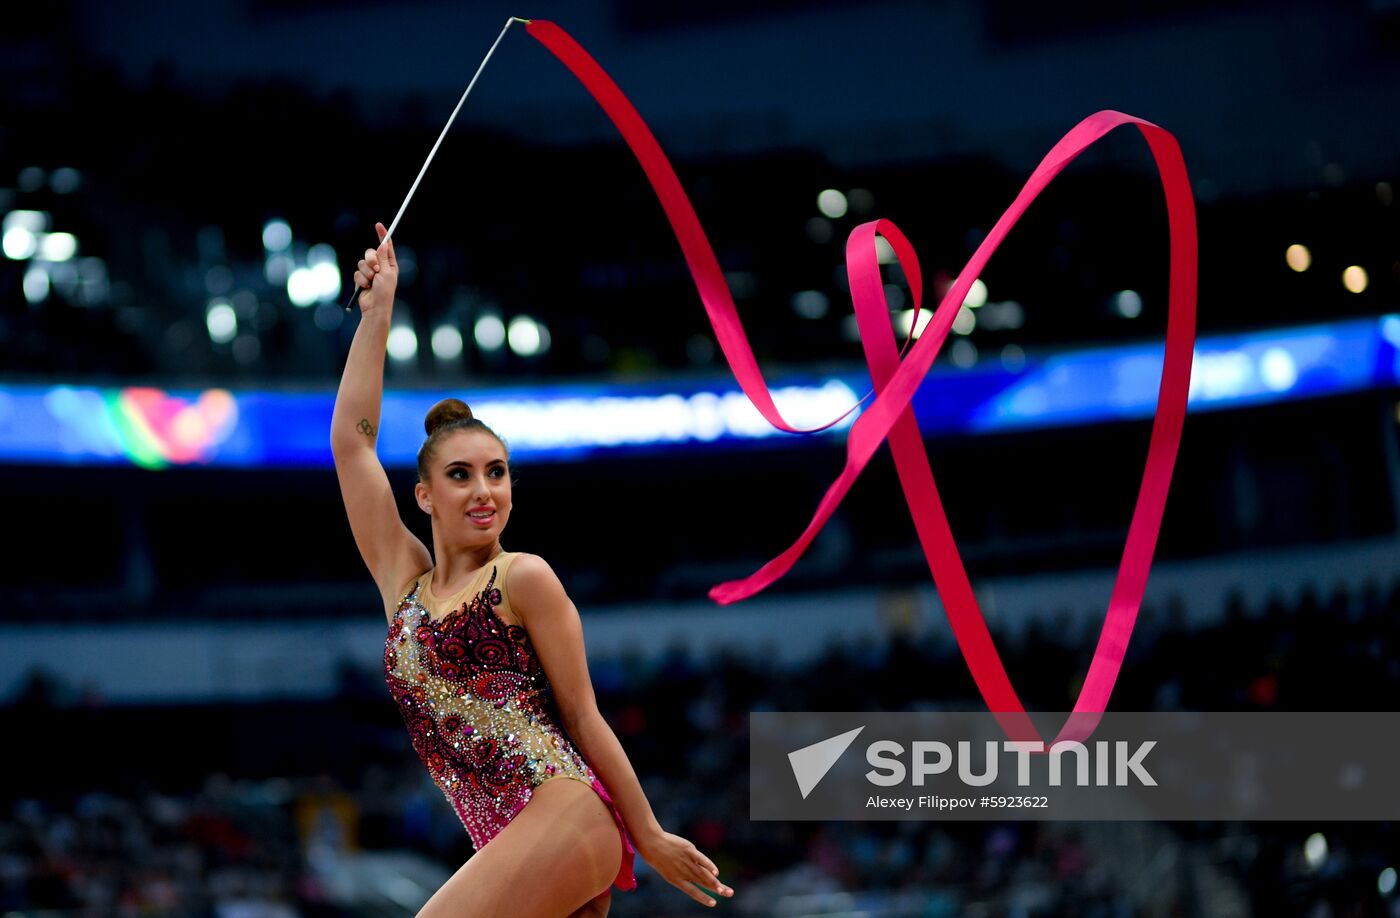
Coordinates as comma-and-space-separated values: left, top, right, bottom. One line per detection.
524, 22, 1197, 740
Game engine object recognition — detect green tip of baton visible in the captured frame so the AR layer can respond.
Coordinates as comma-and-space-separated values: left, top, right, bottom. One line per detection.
510, 17, 532, 24
690, 880, 723, 898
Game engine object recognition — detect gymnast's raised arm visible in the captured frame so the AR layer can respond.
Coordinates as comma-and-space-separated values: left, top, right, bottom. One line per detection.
330, 223, 431, 618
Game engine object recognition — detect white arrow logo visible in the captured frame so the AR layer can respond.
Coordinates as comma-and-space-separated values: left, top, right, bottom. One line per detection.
788, 726, 865, 799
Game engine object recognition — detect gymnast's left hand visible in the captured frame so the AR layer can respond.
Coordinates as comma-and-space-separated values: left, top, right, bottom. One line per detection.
637, 830, 734, 907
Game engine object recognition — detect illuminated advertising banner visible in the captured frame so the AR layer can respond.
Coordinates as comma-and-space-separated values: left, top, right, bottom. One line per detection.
0, 315, 1395, 469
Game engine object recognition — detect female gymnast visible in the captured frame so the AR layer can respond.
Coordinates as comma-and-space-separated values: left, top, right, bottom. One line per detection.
330, 224, 734, 917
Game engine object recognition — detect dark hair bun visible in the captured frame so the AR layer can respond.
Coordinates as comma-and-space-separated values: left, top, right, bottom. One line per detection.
424, 397, 474, 437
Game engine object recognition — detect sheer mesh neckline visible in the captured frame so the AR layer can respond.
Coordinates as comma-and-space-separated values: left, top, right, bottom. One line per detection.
416, 551, 511, 621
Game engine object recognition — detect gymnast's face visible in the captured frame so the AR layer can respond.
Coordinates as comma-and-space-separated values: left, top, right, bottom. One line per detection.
418, 429, 512, 547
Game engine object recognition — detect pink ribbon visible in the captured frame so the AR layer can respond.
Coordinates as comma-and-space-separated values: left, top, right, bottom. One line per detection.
525, 20, 1197, 744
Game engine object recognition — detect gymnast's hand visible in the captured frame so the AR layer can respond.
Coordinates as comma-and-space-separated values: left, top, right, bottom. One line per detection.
352, 222, 398, 316
639, 830, 734, 907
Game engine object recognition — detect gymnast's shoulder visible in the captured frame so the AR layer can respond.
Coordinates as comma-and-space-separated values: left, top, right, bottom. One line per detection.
504, 552, 580, 627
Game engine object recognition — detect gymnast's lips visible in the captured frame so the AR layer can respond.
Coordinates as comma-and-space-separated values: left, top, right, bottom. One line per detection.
467, 507, 497, 525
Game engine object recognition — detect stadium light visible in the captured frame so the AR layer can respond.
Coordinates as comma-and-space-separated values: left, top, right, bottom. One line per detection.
1342, 265, 1368, 294
387, 324, 418, 361
22, 265, 49, 303
817, 189, 848, 219
1114, 289, 1143, 318
475, 314, 506, 351
206, 300, 237, 344
508, 315, 546, 356
432, 324, 464, 360
262, 219, 292, 252
2, 227, 37, 260
1285, 243, 1311, 272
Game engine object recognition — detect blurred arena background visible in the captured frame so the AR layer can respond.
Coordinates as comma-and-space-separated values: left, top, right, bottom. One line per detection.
3, 0, 1400, 915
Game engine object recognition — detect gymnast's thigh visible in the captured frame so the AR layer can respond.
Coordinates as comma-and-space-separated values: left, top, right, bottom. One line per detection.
566, 890, 611, 918
416, 777, 622, 918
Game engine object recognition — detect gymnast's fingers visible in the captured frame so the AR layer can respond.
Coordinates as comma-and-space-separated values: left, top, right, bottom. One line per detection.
673, 876, 715, 908
702, 871, 731, 898
353, 269, 370, 290
693, 864, 730, 898
690, 870, 721, 901
376, 221, 396, 267
695, 851, 719, 876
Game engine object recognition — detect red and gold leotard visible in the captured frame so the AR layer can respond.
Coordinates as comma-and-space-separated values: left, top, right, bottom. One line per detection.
383, 550, 638, 893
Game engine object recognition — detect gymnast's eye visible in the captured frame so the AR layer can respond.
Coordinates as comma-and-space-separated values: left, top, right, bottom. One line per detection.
489, 466, 506, 478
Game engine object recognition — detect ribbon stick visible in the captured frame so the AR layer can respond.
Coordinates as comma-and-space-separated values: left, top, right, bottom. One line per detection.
523, 21, 1198, 744
344, 16, 529, 310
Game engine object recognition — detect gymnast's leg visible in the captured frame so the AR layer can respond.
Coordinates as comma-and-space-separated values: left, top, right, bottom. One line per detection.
416, 777, 622, 918
565, 890, 611, 918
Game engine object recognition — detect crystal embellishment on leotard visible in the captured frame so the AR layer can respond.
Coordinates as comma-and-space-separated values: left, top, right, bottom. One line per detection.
382, 562, 634, 890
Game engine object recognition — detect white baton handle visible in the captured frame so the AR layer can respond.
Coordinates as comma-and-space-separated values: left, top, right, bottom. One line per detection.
346, 16, 528, 309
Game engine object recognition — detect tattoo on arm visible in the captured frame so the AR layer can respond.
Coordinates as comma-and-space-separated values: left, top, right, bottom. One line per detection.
357, 418, 377, 439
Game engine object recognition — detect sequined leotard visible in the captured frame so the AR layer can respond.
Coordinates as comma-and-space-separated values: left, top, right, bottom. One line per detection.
383, 551, 638, 895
